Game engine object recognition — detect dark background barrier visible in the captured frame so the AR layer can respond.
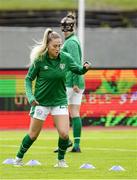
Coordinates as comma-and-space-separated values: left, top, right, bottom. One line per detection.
0, 10, 137, 27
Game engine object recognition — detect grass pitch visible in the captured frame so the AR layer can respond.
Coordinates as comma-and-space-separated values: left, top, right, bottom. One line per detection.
0, 128, 137, 179
0, 0, 137, 10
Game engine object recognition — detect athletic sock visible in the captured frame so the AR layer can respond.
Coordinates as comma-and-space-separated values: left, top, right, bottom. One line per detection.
72, 117, 82, 149
58, 137, 69, 160
16, 134, 35, 158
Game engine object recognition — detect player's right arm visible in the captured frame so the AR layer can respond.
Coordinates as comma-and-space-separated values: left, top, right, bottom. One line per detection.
25, 60, 40, 105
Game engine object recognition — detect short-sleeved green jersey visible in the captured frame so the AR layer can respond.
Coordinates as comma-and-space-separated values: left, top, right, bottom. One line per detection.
25, 51, 87, 106
62, 33, 85, 89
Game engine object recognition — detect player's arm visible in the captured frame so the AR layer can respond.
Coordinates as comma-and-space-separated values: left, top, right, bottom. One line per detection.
67, 54, 89, 75
66, 41, 81, 86
25, 60, 40, 105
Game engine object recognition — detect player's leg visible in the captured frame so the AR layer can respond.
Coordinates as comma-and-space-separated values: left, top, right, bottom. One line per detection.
53, 139, 73, 153
67, 88, 84, 152
69, 104, 82, 152
14, 106, 48, 166
53, 104, 72, 153
14, 118, 44, 166
52, 106, 70, 167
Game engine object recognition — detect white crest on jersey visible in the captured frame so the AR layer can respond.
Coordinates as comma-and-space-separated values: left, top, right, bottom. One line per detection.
60, 64, 65, 70
44, 66, 48, 70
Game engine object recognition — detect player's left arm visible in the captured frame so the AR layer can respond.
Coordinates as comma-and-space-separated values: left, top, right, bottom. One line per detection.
66, 41, 81, 87
67, 54, 91, 75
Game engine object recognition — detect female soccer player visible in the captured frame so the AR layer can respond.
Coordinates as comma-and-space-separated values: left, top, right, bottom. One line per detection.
13, 28, 91, 168
61, 13, 85, 152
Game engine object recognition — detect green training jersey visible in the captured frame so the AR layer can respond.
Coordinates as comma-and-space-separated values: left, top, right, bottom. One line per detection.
25, 51, 87, 106
62, 33, 85, 89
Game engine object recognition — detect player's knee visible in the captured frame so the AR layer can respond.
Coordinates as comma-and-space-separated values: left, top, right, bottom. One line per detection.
69, 107, 80, 117
29, 133, 38, 141
70, 111, 80, 117
60, 132, 69, 140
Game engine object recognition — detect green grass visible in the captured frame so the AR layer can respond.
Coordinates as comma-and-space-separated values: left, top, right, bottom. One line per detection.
0, 0, 137, 10
86, 0, 137, 10
0, 128, 137, 179
0, 0, 78, 10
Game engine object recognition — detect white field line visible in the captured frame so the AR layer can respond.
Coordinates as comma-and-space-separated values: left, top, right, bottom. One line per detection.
0, 144, 137, 152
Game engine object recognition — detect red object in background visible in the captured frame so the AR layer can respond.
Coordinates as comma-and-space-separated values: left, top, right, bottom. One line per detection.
0, 98, 136, 129
0, 112, 54, 129
0, 70, 27, 75
85, 79, 102, 92
80, 101, 137, 117
130, 84, 137, 93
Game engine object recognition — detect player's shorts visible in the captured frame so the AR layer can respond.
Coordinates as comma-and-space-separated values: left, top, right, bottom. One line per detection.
66, 87, 84, 105
30, 105, 69, 121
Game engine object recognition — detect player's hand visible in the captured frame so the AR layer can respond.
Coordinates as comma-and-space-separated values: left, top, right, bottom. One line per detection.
31, 100, 39, 106
83, 61, 92, 70
73, 85, 80, 93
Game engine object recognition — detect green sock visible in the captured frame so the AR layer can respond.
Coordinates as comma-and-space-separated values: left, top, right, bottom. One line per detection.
17, 134, 35, 158
58, 137, 69, 160
72, 117, 82, 148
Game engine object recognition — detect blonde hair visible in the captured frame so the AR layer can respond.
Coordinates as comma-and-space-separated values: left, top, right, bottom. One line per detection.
67, 11, 76, 20
30, 28, 61, 64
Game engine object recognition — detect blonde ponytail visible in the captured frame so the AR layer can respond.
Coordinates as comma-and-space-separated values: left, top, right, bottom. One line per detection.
67, 11, 76, 20
30, 28, 52, 64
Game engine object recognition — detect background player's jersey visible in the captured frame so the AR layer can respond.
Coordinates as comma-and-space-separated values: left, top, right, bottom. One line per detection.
25, 51, 87, 106
62, 33, 85, 89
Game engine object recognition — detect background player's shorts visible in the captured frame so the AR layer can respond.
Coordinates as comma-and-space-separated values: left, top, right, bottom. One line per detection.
30, 105, 68, 121
67, 87, 84, 105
